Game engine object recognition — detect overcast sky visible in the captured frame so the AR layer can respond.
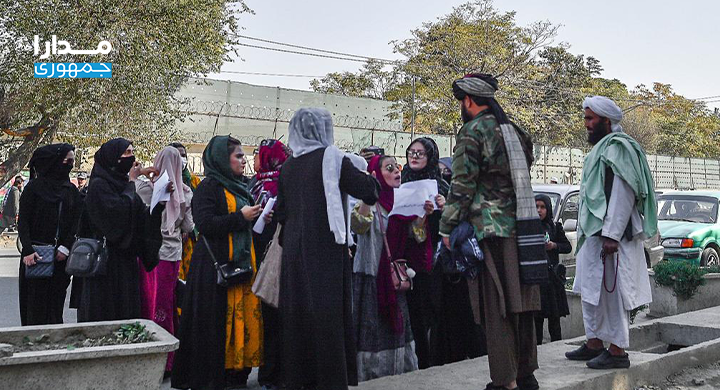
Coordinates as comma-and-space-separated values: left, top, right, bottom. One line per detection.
210, 0, 719, 107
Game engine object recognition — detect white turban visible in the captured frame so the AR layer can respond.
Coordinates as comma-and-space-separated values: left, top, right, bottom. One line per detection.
582, 96, 623, 133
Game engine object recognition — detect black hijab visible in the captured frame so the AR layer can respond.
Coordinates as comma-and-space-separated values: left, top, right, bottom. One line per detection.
28, 143, 75, 203
90, 138, 133, 193
535, 194, 555, 234
402, 137, 450, 196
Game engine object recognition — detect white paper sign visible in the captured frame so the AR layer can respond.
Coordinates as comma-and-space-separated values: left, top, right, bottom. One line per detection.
388, 179, 439, 218
253, 197, 277, 234
150, 171, 171, 214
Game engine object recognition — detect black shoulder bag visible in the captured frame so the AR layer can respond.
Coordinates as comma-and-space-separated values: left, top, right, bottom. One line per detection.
25, 202, 62, 279
201, 235, 253, 287
66, 211, 108, 277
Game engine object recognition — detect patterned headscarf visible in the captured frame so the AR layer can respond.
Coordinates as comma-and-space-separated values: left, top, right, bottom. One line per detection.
251, 139, 290, 205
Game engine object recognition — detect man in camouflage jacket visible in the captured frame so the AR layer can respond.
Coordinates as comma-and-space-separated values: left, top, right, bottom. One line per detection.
440, 74, 541, 390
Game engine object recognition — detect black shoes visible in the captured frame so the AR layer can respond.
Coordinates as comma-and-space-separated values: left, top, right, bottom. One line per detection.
484, 383, 518, 390
586, 349, 630, 369
565, 343, 605, 361
517, 374, 540, 390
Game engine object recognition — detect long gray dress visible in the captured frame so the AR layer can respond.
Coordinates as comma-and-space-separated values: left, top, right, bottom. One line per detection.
351, 203, 418, 381
276, 149, 379, 390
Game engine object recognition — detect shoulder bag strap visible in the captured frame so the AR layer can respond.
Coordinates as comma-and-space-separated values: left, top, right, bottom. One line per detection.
375, 204, 393, 260
54, 202, 63, 247
201, 235, 221, 268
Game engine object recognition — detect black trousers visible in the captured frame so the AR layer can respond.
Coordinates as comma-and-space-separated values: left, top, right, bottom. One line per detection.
534, 315, 562, 345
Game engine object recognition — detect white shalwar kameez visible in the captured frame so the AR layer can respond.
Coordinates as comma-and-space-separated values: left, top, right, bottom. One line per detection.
573, 175, 652, 349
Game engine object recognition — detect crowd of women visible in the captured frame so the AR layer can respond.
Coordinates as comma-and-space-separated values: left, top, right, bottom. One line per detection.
16, 107, 570, 390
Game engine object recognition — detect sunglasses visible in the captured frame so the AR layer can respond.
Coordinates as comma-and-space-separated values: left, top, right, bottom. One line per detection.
384, 163, 402, 173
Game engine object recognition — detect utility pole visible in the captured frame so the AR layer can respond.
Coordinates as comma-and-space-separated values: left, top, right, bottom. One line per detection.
410, 76, 416, 140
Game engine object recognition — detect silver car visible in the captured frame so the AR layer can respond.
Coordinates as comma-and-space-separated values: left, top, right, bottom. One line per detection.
533, 184, 663, 268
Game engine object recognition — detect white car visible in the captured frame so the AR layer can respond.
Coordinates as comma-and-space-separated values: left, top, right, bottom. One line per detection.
533, 184, 663, 268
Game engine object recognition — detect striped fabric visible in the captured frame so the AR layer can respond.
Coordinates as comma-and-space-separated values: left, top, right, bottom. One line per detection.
500, 123, 549, 284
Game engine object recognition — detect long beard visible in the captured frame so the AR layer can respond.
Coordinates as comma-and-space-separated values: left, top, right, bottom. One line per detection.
588, 121, 610, 145
461, 105, 474, 124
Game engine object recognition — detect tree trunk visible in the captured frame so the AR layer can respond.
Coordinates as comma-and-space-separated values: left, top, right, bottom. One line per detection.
0, 120, 56, 185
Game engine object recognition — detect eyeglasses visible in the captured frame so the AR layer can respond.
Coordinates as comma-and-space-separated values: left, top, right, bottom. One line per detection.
384, 163, 401, 173
407, 150, 427, 159
441, 168, 451, 175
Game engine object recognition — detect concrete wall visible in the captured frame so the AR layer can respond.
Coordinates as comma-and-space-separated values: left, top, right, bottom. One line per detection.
175, 78, 720, 189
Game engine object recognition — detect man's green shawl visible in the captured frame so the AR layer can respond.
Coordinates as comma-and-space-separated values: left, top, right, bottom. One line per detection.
577, 132, 658, 251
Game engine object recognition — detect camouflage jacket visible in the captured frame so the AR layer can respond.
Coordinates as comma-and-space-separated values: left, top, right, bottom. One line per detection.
440, 109, 534, 239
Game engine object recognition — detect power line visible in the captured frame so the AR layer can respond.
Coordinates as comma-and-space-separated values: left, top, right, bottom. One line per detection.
235, 42, 379, 64
231, 35, 720, 107
217, 70, 325, 78
234, 34, 398, 64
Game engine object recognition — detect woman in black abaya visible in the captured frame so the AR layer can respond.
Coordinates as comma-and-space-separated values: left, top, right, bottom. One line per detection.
18, 143, 81, 325
277, 108, 380, 390
78, 138, 163, 322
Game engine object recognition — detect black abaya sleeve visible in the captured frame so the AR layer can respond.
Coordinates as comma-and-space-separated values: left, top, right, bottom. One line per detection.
86, 178, 134, 245
137, 198, 164, 271
58, 187, 81, 251
339, 157, 380, 206
275, 172, 287, 246
192, 179, 249, 239
17, 184, 36, 257
554, 222, 572, 255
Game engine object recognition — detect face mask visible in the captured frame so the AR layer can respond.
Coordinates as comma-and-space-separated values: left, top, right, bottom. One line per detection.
116, 156, 136, 175
60, 163, 73, 175
181, 157, 188, 170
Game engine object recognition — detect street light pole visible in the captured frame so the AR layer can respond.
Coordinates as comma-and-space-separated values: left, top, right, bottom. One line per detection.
410, 76, 416, 140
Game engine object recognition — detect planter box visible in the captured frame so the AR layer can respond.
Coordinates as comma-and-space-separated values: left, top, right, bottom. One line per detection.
649, 272, 720, 318
0, 319, 178, 390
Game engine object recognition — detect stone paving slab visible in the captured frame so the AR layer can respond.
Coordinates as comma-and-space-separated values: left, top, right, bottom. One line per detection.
357, 306, 720, 390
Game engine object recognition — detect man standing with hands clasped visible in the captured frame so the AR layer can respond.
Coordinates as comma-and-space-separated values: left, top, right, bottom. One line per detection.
566, 96, 658, 369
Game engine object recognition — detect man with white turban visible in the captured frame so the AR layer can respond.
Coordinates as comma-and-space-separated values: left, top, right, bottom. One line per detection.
565, 96, 658, 369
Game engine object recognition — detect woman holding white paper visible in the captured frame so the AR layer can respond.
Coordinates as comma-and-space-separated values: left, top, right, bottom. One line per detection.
133, 146, 194, 375
401, 137, 447, 369
352, 155, 421, 381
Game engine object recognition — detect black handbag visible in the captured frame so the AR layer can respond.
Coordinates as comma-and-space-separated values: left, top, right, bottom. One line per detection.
66, 211, 108, 277
201, 235, 253, 287
66, 237, 108, 277
25, 203, 62, 279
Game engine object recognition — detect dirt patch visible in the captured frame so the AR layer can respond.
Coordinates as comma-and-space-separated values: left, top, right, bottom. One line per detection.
10, 322, 155, 354
635, 361, 720, 390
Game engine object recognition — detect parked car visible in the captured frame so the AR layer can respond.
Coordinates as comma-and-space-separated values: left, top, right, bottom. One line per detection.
657, 190, 720, 266
533, 184, 664, 268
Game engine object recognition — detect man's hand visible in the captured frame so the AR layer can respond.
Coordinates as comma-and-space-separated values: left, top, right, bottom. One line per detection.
443, 236, 451, 249
602, 236, 619, 255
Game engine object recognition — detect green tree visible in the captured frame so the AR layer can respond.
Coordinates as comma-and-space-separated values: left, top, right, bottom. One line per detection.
310, 59, 400, 100
0, 0, 251, 183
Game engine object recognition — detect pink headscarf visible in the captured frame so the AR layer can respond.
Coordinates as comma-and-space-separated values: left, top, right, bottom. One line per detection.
153, 146, 186, 235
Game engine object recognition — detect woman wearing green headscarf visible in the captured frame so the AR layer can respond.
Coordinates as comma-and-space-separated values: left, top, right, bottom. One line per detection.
172, 135, 264, 390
